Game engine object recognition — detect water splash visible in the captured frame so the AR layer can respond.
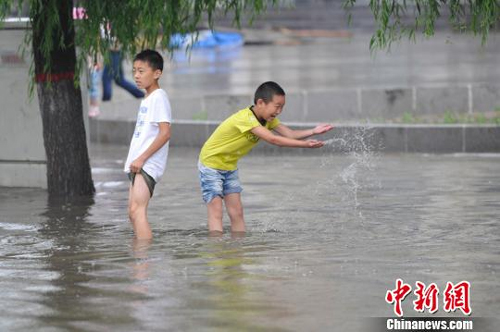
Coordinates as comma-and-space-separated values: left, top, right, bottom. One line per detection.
322, 126, 381, 215
257, 126, 381, 232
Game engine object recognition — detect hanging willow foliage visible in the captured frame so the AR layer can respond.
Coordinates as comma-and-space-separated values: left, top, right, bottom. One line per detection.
0, 0, 273, 83
1, 0, 498, 77
343, 0, 499, 50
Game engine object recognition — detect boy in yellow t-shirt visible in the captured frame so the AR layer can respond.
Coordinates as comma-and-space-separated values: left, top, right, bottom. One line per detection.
198, 81, 333, 235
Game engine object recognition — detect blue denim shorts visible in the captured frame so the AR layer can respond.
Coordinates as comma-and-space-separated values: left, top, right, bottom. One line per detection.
198, 161, 243, 203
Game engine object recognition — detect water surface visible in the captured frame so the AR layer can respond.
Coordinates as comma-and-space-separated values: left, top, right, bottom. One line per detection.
1, 145, 499, 331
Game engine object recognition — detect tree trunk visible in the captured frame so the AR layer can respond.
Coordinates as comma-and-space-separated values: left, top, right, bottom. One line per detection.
32, 1, 95, 197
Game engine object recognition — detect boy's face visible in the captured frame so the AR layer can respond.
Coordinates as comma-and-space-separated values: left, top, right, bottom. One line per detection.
132, 60, 161, 90
256, 94, 285, 122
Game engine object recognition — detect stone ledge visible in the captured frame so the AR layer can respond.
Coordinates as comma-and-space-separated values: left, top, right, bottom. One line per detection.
0, 161, 47, 188
98, 84, 500, 123
90, 119, 500, 153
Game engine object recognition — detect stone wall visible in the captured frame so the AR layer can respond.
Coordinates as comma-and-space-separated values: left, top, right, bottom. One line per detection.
166, 85, 500, 123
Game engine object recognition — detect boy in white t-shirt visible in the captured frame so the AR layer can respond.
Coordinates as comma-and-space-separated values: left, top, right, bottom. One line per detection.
124, 50, 172, 239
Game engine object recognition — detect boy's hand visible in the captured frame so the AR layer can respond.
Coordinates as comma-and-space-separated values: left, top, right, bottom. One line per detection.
130, 158, 145, 173
312, 124, 334, 135
306, 139, 325, 148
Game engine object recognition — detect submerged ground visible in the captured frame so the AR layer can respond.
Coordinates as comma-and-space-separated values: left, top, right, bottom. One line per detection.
1, 144, 499, 331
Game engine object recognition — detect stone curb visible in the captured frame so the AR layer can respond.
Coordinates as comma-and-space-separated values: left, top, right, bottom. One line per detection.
89, 119, 500, 153
99, 85, 500, 124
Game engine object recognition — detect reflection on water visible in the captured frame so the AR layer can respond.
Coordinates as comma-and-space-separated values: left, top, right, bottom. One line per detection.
0, 148, 499, 331
181, 237, 290, 331
130, 239, 152, 295
37, 196, 142, 330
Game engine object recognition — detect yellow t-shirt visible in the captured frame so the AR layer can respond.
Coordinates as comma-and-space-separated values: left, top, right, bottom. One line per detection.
199, 107, 281, 170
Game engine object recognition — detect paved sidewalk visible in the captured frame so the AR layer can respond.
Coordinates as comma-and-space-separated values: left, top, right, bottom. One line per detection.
90, 2, 500, 152
91, 29, 500, 153
96, 28, 500, 127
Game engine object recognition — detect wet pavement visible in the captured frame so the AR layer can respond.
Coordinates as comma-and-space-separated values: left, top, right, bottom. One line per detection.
169, 34, 500, 96
2, 3, 500, 329
97, 30, 500, 140
107, 31, 500, 104
1, 144, 499, 331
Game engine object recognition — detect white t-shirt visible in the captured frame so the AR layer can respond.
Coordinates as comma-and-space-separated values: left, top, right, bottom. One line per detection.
124, 89, 172, 182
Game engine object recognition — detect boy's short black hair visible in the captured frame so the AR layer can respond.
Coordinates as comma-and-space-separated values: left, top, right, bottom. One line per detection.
254, 81, 285, 104
133, 49, 163, 71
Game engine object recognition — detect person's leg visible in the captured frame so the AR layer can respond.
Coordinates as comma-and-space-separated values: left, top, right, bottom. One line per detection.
224, 193, 245, 233
116, 74, 145, 98
207, 196, 224, 235
128, 173, 152, 240
222, 169, 245, 233
101, 64, 113, 101
199, 162, 225, 234
88, 68, 102, 117
114, 52, 145, 99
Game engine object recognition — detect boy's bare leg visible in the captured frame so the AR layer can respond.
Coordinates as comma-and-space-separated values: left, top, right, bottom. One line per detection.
224, 193, 246, 233
207, 196, 223, 234
128, 174, 152, 240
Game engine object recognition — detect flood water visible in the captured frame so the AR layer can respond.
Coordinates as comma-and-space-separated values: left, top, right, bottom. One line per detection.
1, 144, 499, 331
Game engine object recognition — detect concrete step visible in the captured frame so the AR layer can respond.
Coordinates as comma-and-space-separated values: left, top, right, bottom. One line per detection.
98, 83, 500, 124
90, 118, 500, 153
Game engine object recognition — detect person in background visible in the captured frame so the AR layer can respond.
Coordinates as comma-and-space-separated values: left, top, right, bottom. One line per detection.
88, 54, 102, 117
101, 42, 145, 101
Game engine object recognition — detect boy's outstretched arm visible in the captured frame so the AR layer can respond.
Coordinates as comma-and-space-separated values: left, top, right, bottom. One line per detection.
273, 123, 333, 139
129, 122, 171, 173
251, 126, 324, 148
